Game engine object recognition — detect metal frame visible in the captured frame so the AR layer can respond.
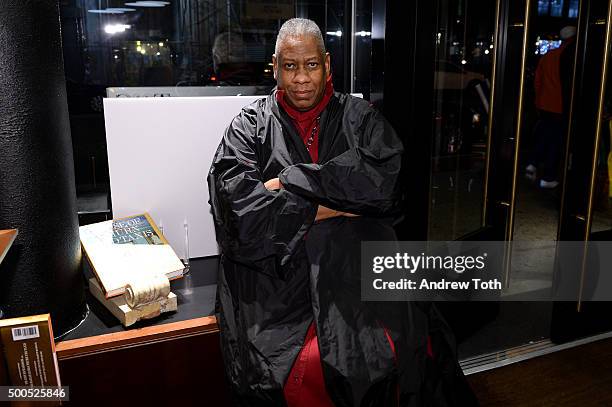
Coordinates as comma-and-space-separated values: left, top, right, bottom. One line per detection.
502, 0, 532, 287
482, 0, 504, 227
350, 0, 356, 93
577, 0, 612, 309
461, 329, 612, 375
556, 0, 584, 244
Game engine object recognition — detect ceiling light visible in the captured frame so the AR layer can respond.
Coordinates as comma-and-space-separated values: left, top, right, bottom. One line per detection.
105, 24, 131, 34
89, 9, 125, 14
106, 8, 136, 12
125, 1, 171, 7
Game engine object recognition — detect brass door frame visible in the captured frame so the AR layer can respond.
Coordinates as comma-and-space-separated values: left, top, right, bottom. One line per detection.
501, 0, 533, 287
576, 0, 612, 309
482, 0, 504, 227
556, 1, 585, 243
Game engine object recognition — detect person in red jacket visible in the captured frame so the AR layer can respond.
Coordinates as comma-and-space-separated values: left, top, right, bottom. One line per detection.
526, 26, 576, 188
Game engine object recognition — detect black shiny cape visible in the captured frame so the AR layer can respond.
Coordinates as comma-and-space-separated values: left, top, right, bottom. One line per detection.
207, 92, 478, 406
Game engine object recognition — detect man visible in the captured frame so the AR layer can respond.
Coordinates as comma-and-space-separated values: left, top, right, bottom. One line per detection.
208, 18, 477, 406
526, 26, 576, 188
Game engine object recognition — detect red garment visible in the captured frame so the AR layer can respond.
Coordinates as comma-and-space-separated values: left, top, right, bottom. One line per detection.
276, 76, 334, 163
283, 321, 429, 407
427, 335, 433, 359
283, 322, 335, 407
535, 41, 570, 114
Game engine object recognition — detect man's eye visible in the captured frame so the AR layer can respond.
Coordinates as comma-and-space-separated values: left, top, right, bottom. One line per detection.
308, 62, 319, 68
284, 63, 295, 69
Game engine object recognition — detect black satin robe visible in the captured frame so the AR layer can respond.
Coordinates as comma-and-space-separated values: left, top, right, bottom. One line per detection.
207, 91, 478, 407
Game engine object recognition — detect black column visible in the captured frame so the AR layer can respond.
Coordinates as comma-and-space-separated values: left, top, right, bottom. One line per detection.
0, 0, 86, 337
384, 0, 436, 240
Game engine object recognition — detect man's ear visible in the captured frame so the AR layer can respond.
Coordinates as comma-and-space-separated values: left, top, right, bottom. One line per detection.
272, 54, 278, 80
324, 52, 331, 79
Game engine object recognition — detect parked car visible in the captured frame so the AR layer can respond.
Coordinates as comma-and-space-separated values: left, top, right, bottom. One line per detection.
435, 60, 485, 90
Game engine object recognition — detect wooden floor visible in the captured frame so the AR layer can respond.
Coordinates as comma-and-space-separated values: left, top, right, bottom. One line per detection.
467, 337, 612, 406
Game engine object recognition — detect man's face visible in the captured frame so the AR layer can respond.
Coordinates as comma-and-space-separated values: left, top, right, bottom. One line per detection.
273, 35, 331, 111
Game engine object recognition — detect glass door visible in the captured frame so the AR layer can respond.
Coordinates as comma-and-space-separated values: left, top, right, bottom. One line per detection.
383, 0, 609, 361
426, 0, 506, 357
428, 0, 589, 358
552, 0, 612, 343
428, 0, 498, 241
503, 0, 581, 296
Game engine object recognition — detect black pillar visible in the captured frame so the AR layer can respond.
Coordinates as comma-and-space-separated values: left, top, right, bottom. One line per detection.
0, 0, 86, 337
383, 0, 436, 240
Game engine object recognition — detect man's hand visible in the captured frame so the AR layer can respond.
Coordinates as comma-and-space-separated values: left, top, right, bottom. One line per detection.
264, 178, 283, 191
264, 178, 359, 221
315, 205, 360, 222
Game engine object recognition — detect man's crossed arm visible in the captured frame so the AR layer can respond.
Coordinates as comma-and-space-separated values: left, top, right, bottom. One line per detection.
263, 178, 359, 222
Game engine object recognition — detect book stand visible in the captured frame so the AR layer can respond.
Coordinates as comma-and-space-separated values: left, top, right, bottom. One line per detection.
89, 276, 177, 327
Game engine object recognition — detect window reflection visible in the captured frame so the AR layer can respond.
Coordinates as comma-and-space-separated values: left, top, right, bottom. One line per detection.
568, 0, 579, 19
429, 0, 495, 240
538, 0, 577, 18
61, 0, 347, 90
60, 0, 350, 208
538, 0, 551, 16
550, 0, 564, 17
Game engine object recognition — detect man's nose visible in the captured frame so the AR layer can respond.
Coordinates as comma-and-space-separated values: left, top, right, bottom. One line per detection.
293, 67, 311, 84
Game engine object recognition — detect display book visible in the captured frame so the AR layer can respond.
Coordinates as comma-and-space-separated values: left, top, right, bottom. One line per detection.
0, 313, 61, 387
1, 233, 61, 389
79, 213, 185, 326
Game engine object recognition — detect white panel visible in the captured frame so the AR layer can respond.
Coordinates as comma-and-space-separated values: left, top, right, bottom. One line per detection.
103, 96, 264, 259
106, 86, 270, 98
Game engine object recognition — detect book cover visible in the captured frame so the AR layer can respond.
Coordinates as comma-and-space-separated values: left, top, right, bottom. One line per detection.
0, 229, 18, 265
79, 213, 185, 298
111, 214, 164, 245
0, 314, 61, 387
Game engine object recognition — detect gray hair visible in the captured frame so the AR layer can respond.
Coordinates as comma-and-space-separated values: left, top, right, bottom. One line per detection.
275, 18, 326, 57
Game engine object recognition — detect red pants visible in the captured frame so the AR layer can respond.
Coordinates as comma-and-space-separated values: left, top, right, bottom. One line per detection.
283, 322, 335, 407
283, 323, 434, 407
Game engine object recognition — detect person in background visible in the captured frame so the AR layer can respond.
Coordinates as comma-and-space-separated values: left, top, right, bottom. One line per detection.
212, 32, 255, 85
526, 25, 576, 189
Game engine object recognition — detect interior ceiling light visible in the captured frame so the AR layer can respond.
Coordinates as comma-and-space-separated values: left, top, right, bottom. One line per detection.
125, 1, 171, 7
88, 7, 136, 14
88, 9, 125, 14
106, 8, 136, 12
105, 24, 131, 34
